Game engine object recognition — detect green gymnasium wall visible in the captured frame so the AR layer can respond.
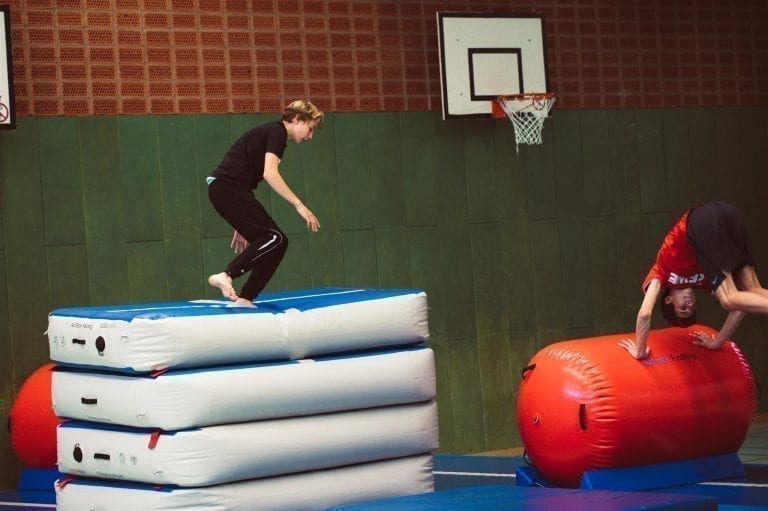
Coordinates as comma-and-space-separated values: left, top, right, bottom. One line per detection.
1, 108, 767, 487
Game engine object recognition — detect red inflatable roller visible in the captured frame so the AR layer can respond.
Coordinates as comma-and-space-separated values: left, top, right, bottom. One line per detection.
516, 325, 756, 488
9, 363, 62, 468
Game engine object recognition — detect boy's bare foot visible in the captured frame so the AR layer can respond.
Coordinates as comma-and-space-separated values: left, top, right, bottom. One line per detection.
230, 297, 255, 308
208, 272, 237, 301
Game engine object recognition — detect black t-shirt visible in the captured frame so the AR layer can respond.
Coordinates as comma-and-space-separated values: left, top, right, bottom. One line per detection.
212, 121, 287, 190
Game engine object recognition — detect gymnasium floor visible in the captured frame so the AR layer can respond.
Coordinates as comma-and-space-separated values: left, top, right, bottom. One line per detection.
1, 420, 766, 510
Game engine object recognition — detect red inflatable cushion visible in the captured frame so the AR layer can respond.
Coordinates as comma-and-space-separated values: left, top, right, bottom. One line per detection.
9, 363, 62, 468
516, 325, 756, 487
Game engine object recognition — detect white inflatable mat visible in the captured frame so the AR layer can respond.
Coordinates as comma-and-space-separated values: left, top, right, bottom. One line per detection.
52, 347, 436, 429
57, 401, 438, 486
48, 288, 429, 372
56, 454, 433, 511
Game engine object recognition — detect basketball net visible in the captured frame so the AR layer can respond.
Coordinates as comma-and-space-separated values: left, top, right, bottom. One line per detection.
496, 93, 556, 152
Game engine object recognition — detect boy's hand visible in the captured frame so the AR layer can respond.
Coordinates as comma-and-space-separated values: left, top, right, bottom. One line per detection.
618, 339, 650, 360
296, 204, 320, 232
230, 231, 249, 253
691, 330, 724, 350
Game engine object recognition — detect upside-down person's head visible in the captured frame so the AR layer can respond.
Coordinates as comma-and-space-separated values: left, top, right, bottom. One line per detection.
282, 100, 324, 129
660, 287, 697, 327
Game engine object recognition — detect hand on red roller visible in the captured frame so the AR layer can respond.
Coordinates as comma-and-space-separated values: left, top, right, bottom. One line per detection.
690, 330, 726, 350
618, 338, 650, 360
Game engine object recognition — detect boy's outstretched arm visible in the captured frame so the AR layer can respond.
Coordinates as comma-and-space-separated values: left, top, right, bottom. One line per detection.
691, 309, 745, 350
262, 153, 320, 231
619, 279, 660, 359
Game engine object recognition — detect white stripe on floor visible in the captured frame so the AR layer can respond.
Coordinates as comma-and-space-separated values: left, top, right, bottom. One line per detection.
433, 470, 517, 478
698, 481, 768, 488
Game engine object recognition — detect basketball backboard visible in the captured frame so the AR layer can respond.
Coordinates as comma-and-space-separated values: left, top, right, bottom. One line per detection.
437, 13, 548, 119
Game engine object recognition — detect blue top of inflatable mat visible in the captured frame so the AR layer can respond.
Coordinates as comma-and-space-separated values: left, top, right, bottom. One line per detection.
50, 287, 423, 320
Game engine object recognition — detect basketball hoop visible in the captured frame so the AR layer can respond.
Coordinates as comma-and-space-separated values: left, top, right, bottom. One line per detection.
494, 93, 556, 151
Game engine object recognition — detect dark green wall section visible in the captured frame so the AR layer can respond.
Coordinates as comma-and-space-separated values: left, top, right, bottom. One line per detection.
0, 108, 767, 486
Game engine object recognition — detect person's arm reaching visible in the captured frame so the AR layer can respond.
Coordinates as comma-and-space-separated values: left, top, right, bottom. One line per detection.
691, 310, 745, 350
619, 279, 661, 359
262, 153, 320, 231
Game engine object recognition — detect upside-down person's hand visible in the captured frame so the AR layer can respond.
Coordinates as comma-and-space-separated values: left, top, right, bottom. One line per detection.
230, 231, 249, 254
296, 204, 320, 232
690, 330, 724, 350
618, 338, 650, 360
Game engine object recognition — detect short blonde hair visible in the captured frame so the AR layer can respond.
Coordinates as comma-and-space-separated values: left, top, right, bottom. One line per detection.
282, 100, 323, 129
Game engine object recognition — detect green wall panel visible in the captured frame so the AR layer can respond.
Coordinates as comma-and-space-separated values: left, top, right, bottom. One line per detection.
341, 228, 377, 287
126, 241, 168, 302
374, 227, 410, 288
587, 216, 624, 334
552, 110, 585, 218
0, 250, 10, 382
448, 338, 485, 452
431, 341, 455, 453
470, 222, 508, 336
38, 117, 86, 246
464, 121, 499, 223
401, 112, 438, 227
158, 116, 200, 241
307, 231, 345, 287
47, 245, 90, 308
580, 110, 613, 217
635, 109, 667, 213
369, 113, 407, 228
80, 117, 129, 305
335, 114, 374, 230
119, 116, 163, 242
500, 219, 536, 335
0, 119, 51, 377
439, 222, 476, 342
608, 110, 641, 215
433, 117, 469, 225
523, 131, 557, 220
530, 218, 564, 337
494, 121, 527, 223
686, 108, 718, 204
477, 333, 516, 451
663, 109, 695, 211
559, 215, 593, 329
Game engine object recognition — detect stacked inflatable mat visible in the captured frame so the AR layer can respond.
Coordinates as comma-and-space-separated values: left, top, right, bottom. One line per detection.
48, 288, 438, 511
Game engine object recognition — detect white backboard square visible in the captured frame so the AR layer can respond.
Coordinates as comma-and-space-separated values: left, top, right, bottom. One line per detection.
469, 49, 522, 99
437, 13, 548, 119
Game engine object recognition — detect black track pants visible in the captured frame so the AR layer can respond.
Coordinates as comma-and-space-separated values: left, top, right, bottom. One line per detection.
208, 178, 288, 300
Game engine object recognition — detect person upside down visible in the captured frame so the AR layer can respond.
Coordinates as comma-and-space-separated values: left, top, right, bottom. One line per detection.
620, 201, 768, 359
